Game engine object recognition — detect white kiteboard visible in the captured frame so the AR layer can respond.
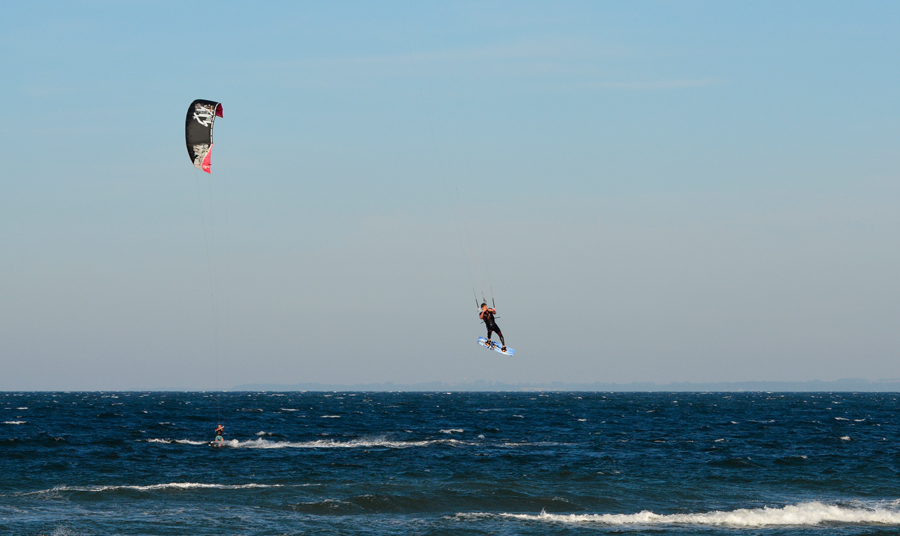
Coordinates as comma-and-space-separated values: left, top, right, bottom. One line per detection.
478, 337, 515, 356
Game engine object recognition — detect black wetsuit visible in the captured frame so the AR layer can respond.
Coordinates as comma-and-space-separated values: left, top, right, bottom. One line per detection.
480, 308, 505, 346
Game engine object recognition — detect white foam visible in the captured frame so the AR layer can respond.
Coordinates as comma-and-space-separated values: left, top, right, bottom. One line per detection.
486, 502, 900, 527
35, 483, 280, 494
173, 439, 209, 445
501, 441, 571, 448
2, 421, 26, 425
320, 415, 341, 418
440, 429, 464, 434
144, 438, 208, 445
217, 436, 472, 449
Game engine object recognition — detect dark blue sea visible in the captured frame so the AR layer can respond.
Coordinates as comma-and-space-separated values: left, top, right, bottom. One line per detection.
3, 392, 900, 535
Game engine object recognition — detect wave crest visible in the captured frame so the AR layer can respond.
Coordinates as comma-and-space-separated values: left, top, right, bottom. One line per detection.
28, 483, 280, 495
218, 437, 471, 449
489, 502, 900, 527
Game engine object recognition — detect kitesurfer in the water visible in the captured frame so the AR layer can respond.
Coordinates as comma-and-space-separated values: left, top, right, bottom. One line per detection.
479, 302, 506, 352
215, 424, 225, 439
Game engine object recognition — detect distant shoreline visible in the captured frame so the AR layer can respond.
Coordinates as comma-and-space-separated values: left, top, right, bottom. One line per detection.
214, 378, 900, 392
227, 379, 900, 393
7, 379, 900, 392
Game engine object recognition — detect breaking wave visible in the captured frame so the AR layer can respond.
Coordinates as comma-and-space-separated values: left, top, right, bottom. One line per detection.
144, 438, 208, 445
213, 436, 472, 449
27, 483, 281, 495
483, 501, 900, 527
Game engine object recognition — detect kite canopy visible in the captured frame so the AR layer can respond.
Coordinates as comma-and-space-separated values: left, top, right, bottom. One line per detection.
185, 99, 223, 173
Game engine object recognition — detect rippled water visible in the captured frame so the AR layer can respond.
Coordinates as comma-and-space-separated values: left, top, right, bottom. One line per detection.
2, 391, 900, 535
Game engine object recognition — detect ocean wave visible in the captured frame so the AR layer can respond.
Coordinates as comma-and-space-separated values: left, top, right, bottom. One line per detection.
2, 421, 26, 425
144, 438, 208, 445
440, 429, 464, 434
481, 502, 900, 527
211, 437, 472, 449
28, 483, 281, 495
500, 441, 571, 448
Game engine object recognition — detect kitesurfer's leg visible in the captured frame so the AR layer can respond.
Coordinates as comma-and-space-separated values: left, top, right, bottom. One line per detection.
495, 328, 505, 347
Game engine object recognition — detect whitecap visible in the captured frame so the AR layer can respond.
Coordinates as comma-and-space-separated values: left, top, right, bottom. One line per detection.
144, 438, 208, 445
440, 429, 464, 434
217, 436, 472, 449
500, 441, 570, 448
30, 482, 281, 495
477, 501, 900, 527
2, 421, 26, 425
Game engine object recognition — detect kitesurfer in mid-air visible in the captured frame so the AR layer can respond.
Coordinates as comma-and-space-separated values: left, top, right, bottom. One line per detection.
480, 302, 506, 352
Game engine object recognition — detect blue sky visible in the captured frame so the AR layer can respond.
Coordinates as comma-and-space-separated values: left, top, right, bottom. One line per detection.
1, 2, 899, 390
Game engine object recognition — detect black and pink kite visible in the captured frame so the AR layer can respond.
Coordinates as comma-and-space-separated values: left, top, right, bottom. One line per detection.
185, 99, 223, 173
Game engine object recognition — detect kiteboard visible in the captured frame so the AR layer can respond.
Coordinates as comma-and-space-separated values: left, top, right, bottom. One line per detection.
478, 337, 515, 356
209, 435, 226, 448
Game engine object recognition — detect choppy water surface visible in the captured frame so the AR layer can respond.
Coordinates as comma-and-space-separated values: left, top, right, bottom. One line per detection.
3, 392, 900, 535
